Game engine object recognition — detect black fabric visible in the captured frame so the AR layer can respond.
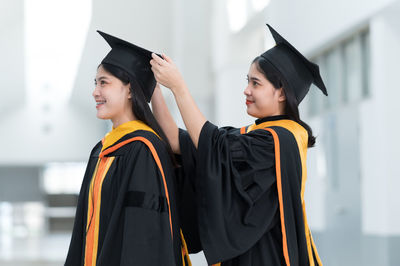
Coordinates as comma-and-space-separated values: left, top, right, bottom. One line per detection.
178, 120, 318, 265
124, 191, 168, 212
65, 130, 182, 266
175, 129, 202, 253
255, 115, 290, 125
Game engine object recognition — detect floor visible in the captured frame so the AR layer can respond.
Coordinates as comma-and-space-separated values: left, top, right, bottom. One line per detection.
0, 201, 208, 266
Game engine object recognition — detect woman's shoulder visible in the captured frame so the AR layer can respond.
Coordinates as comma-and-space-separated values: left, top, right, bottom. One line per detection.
89, 141, 103, 157
207, 121, 273, 141
93, 130, 167, 159
123, 130, 168, 155
199, 121, 275, 155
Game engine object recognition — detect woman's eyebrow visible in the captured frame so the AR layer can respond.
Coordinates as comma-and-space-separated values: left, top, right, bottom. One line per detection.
248, 76, 262, 82
95, 76, 108, 82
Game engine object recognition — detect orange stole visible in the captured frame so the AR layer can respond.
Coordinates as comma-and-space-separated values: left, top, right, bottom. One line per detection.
84, 156, 115, 266
241, 121, 322, 266
83, 136, 176, 266
83, 134, 194, 265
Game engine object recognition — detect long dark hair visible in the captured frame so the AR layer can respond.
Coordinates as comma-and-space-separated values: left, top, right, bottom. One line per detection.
252, 56, 316, 147
99, 63, 177, 163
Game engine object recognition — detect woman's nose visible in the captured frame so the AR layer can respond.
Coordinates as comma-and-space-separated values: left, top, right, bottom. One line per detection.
244, 85, 251, 96
92, 85, 100, 98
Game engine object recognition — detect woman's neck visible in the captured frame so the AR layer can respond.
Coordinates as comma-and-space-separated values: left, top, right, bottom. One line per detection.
111, 112, 136, 128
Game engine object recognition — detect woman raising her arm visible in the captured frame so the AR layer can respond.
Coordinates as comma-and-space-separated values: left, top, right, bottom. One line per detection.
150, 24, 327, 266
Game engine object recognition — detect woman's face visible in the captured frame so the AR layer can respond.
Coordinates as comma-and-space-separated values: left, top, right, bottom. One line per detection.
93, 65, 132, 124
244, 62, 286, 118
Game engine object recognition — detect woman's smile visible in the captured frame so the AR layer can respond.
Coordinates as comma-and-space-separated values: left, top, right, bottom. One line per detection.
95, 100, 106, 109
246, 99, 254, 105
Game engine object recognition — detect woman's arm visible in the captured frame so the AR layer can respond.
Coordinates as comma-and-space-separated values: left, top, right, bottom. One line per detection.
150, 53, 206, 148
151, 84, 180, 153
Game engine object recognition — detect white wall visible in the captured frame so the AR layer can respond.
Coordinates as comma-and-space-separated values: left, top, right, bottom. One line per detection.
362, 1, 400, 235
266, 0, 396, 54
0, 0, 25, 113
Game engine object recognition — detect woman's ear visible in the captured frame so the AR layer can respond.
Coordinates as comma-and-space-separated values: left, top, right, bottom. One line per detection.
278, 88, 286, 102
127, 84, 132, 99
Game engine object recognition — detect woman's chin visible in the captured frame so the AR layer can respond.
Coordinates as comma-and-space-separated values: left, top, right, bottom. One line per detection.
246, 110, 265, 119
246, 108, 257, 118
96, 112, 110, 120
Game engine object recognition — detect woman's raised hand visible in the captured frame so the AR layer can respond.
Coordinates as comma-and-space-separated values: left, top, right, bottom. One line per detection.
151, 53, 206, 148
150, 53, 186, 95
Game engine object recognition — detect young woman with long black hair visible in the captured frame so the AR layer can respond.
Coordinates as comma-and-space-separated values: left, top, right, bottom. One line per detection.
65, 31, 190, 266
150, 25, 327, 266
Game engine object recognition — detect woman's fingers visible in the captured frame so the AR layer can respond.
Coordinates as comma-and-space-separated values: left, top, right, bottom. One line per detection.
150, 53, 167, 81
162, 53, 173, 63
150, 53, 184, 93
150, 59, 160, 70
151, 53, 165, 65
150, 58, 162, 81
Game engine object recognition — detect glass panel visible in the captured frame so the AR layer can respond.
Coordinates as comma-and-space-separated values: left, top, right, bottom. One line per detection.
308, 56, 327, 116
343, 36, 363, 103
325, 48, 344, 109
360, 30, 370, 98
319, 55, 330, 110
340, 44, 348, 104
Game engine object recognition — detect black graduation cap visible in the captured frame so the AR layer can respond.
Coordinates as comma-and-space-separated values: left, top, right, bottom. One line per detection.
261, 24, 328, 103
97, 30, 158, 102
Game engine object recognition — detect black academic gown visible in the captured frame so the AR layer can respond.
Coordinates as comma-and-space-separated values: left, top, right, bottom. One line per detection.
65, 130, 185, 266
179, 115, 322, 266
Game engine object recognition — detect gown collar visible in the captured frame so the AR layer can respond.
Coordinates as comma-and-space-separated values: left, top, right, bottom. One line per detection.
255, 115, 290, 125
101, 120, 157, 152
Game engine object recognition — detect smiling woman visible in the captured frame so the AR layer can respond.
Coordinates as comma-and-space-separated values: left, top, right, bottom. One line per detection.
93, 65, 135, 127
244, 62, 286, 119
65, 31, 191, 266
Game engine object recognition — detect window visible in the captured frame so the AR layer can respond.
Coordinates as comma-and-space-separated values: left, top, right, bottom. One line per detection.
308, 28, 370, 116
42, 162, 86, 194
24, 0, 91, 133
226, 0, 271, 32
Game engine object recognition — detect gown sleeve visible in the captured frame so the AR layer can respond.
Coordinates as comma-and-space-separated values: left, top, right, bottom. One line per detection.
176, 129, 202, 253
117, 142, 177, 266
194, 121, 280, 264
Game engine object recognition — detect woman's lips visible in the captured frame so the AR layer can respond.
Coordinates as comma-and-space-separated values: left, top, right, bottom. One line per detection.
246, 100, 253, 105
96, 101, 106, 109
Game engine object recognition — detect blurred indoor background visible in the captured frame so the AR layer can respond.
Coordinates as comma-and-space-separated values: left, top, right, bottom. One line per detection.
1, 0, 400, 265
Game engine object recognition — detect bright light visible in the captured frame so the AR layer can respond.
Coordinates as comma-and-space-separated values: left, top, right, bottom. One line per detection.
24, 0, 91, 109
227, 0, 248, 32
251, 0, 270, 12
43, 162, 87, 194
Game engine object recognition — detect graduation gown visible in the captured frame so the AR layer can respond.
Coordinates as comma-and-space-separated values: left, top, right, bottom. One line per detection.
179, 115, 322, 266
65, 120, 190, 266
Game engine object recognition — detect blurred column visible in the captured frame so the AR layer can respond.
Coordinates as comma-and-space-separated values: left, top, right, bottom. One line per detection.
361, 2, 400, 265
